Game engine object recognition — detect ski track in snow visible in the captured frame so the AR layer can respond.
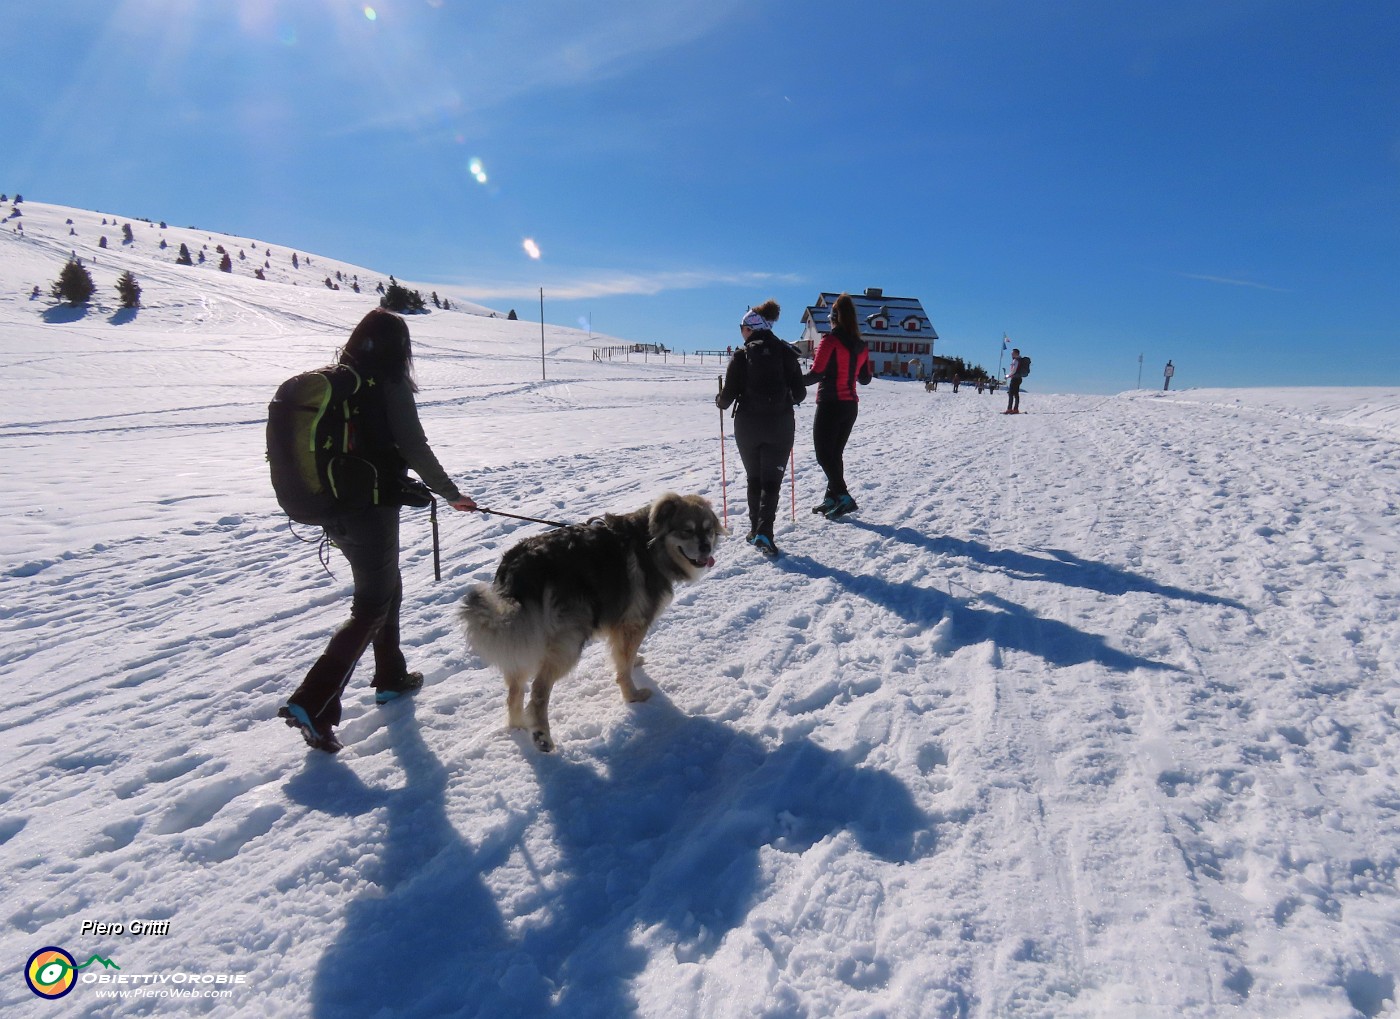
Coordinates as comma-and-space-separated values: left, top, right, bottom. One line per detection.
2, 203, 1399, 1018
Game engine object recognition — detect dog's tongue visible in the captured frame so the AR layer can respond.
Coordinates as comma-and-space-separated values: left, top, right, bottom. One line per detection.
704, 555, 716, 568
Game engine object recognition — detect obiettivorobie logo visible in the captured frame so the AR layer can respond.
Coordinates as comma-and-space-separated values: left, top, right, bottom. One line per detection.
24, 947, 120, 999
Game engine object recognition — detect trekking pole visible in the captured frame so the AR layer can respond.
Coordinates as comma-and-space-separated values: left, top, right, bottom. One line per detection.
717, 375, 729, 528
430, 497, 441, 582
789, 447, 796, 522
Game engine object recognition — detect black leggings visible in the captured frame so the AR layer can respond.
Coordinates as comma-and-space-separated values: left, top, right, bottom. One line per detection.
734, 412, 794, 535
1007, 376, 1022, 412
290, 505, 405, 725
813, 401, 860, 498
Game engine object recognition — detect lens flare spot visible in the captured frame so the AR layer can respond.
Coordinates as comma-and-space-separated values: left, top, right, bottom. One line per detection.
468, 158, 488, 184
363, 7, 378, 21
522, 238, 542, 260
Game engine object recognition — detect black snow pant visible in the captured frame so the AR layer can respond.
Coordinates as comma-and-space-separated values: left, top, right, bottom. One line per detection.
812, 400, 860, 499
1007, 376, 1022, 412
734, 410, 794, 539
289, 504, 406, 727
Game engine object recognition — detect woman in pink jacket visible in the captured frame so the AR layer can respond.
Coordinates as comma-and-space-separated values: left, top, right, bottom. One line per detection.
803, 293, 872, 518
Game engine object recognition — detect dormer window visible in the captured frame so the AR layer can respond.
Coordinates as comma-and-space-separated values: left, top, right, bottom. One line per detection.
902, 317, 921, 332
868, 316, 888, 330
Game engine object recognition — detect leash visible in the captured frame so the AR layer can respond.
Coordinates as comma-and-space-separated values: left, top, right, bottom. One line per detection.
470, 506, 573, 528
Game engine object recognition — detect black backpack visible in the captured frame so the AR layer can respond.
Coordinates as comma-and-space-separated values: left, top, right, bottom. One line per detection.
266, 363, 384, 526
741, 335, 791, 410
1018, 355, 1031, 378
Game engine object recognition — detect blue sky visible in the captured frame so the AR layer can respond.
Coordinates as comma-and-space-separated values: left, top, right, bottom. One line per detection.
5, 1, 1398, 392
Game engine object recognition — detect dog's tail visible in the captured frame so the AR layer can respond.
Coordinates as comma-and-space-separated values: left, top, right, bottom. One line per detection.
459, 584, 544, 673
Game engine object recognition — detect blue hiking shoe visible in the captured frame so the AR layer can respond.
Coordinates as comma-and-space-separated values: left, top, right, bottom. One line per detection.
811, 496, 838, 515
824, 494, 859, 519
374, 671, 424, 705
278, 703, 343, 753
752, 534, 781, 558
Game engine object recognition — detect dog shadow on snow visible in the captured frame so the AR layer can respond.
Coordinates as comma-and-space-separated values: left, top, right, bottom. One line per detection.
288, 697, 929, 1019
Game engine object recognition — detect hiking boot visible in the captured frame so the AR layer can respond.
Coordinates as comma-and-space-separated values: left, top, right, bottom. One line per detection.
752, 534, 781, 557
811, 496, 838, 515
825, 494, 858, 518
373, 671, 424, 705
745, 527, 758, 544
278, 703, 343, 753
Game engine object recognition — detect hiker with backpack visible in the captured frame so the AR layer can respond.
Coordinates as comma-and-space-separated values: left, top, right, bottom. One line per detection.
274, 308, 477, 752
803, 293, 872, 519
716, 300, 806, 556
1004, 347, 1029, 415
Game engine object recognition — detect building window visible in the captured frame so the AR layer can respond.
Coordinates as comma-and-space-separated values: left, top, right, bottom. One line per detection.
903, 318, 921, 331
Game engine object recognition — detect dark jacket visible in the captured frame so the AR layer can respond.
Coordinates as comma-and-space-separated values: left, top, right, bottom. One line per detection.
347, 358, 462, 503
803, 331, 872, 403
716, 331, 806, 417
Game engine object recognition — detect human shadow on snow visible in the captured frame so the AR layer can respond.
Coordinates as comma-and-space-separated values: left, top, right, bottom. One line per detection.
775, 547, 1179, 673
286, 705, 549, 1019
842, 518, 1246, 610
289, 697, 929, 1018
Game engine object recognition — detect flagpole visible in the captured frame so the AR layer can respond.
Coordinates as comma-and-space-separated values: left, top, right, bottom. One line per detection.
998, 333, 1008, 378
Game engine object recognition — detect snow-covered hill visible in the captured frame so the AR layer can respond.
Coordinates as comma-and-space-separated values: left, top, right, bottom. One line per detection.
2, 202, 1398, 1018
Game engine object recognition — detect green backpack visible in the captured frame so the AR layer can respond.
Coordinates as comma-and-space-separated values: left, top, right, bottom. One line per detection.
266, 364, 383, 526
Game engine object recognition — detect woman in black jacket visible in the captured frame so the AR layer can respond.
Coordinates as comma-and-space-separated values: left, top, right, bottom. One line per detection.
280, 309, 477, 752
716, 300, 805, 556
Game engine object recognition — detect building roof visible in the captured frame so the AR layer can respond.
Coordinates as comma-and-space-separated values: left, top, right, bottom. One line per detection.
800, 288, 939, 340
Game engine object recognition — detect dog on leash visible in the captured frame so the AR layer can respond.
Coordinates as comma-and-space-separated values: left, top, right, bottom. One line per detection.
460, 493, 724, 752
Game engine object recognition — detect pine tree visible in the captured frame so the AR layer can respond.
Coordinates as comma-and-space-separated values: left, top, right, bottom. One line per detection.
176, 243, 193, 265
122, 223, 134, 244
50, 259, 96, 305
116, 271, 141, 308
219, 252, 233, 272
380, 281, 416, 313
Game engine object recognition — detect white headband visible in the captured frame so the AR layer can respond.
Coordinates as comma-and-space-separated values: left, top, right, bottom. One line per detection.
741, 310, 774, 331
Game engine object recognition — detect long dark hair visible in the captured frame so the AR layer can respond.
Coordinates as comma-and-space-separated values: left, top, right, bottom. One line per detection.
340, 308, 417, 391
828, 293, 861, 343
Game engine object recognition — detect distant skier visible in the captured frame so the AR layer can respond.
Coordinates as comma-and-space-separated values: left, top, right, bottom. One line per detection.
1004, 348, 1026, 414
1164, 360, 1175, 391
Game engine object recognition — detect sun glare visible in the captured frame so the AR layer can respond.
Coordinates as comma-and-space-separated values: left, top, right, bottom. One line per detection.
522, 238, 542, 260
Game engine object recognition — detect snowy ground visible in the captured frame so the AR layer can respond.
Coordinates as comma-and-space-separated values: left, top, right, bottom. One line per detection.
2, 202, 1399, 1018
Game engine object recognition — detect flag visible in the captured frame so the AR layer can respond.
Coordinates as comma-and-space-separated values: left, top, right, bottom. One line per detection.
1001, 333, 1009, 350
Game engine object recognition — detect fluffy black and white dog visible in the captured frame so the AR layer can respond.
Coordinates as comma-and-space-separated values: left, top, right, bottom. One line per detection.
460, 493, 724, 752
